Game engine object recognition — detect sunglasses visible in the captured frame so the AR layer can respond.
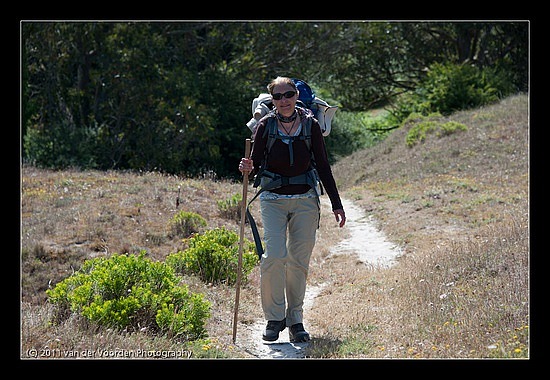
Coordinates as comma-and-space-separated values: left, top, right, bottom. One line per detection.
272, 91, 296, 100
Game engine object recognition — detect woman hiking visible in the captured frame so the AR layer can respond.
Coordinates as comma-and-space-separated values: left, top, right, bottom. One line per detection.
239, 76, 346, 343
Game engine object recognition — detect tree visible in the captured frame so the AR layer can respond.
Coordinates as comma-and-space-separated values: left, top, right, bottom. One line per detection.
22, 21, 528, 177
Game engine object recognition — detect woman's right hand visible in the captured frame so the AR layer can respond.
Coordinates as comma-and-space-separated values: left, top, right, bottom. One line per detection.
239, 158, 253, 174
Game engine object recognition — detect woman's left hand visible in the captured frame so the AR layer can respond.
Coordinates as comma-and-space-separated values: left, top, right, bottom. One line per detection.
333, 209, 346, 228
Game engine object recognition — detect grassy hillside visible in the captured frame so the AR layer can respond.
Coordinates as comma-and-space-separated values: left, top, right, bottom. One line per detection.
309, 93, 529, 358
20, 94, 529, 359
332, 93, 528, 250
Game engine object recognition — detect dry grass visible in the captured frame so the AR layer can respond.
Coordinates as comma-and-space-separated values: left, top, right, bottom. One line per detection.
306, 93, 529, 359
20, 94, 529, 359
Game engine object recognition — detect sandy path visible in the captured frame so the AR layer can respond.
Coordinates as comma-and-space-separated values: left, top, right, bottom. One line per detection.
328, 198, 401, 268
234, 198, 401, 359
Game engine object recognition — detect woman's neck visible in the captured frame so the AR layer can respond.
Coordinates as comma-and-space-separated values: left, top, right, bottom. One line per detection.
277, 109, 297, 123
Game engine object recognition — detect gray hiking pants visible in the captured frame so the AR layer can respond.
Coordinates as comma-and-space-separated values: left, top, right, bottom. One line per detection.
259, 195, 320, 326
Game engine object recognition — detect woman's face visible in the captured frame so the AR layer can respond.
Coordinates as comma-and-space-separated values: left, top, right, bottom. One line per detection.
271, 83, 298, 117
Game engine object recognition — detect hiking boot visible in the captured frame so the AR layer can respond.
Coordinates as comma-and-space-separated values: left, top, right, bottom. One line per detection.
289, 323, 310, 343
262, 319, 286, 341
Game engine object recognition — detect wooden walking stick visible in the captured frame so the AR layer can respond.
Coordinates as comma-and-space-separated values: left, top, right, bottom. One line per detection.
232, 138, 252, 343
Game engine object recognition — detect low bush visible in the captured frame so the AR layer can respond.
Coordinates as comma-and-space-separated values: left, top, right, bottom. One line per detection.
46, 251, 211, 341
405, 117, 468, 147
166, 227, 258, 285
168, 210, 207, 238
217, 193, 242, 221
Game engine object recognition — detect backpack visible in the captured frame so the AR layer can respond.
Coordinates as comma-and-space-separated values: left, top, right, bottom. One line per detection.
246, 78, 338, 137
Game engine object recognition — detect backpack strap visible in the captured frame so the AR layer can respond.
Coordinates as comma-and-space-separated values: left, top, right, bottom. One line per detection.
263, 113, 278, 158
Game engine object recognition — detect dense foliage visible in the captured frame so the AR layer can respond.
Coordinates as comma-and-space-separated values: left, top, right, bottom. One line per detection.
22, 21, 528, 178
46, 252, 211, 340
166, 227, 258, 285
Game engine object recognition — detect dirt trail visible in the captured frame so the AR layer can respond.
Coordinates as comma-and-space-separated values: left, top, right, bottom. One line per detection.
328, 198, 401, 268
234, 198, 401, 359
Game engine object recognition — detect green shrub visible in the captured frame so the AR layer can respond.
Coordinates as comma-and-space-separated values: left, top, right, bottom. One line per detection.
168, 210, 207, 238
419, 62, 502, 114
406, 118, 468, 147
437, 121, 468, 137
217, 193, 242, 221
406, 119, 438, 147
46, 251, 211, 341
166, 227, 258, 285
390, 61, 516, 124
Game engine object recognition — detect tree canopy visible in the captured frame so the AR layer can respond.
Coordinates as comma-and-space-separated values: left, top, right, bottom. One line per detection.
21, 21, 528, 178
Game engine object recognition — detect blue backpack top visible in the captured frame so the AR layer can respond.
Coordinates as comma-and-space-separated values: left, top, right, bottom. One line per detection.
292, 78, 316, 108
